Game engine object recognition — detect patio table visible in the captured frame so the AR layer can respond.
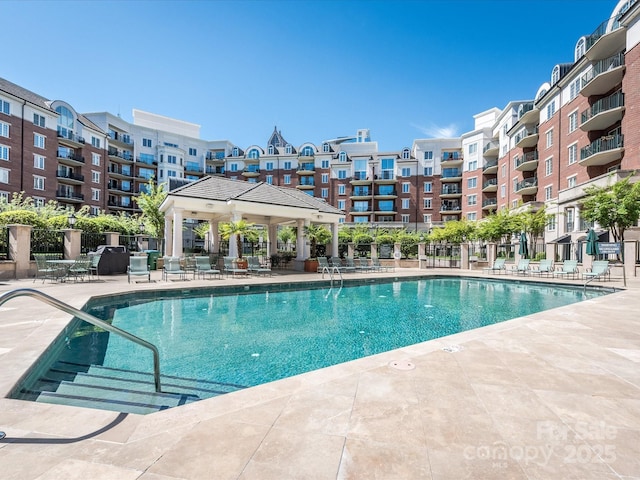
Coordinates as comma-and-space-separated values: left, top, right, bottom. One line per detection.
46, 259, 76, 282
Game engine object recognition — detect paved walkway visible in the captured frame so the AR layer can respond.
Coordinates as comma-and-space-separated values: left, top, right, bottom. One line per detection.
0, 268, 638, 479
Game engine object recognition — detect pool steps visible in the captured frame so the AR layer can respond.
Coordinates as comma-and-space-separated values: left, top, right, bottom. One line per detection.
19, 361, 244, 415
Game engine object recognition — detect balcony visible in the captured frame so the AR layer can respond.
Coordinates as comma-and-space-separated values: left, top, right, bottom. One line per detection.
482, 142, 499, 157
514, 126, 539, 149
351, 204, 372, 214
136, 155, 157, 166
206, 151, 225, 161
441, 152, 463, 167
296, 163, 315, 174
350, 171, 370, 185
57, 149, 85, 165
482, 198, 498, 211
108, 132, 134, 148
482, 158, 498, 174
580, 90, 624, 132
108, 182, 133, 193
515, 177, 538, 196
482, 178, 498, 192
56, 190, 84, 203
242, 166, 260, 177
57, 130, 85, 148
108, 165, 133, 178
517, 102, 540, 125
296, 178, 315, 190
108, 148, 134, 163
375, 170, 396, 183
108, 200, 135, 209
440, 185, 462, 198
439, 203, 461, 214
206, 166, 225, 175
185, 162, 203, 174
580, 52, 625, 97
515, 150, 539, 172
56, 171, 84, 184
584, 18, 627, 61
441, 168, 462, 182
579, 134, 624, 167
375, 188, 397, 198
350, 187, 371, 199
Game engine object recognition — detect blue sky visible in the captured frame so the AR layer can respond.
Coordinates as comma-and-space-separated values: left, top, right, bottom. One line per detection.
3, 0, 617, 151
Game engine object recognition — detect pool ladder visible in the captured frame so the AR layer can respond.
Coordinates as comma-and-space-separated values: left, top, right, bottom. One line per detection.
321, 266, 343, 287
0, 288, 162, 392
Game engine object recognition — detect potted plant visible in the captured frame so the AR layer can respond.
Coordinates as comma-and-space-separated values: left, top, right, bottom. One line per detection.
304, 224, 332, 272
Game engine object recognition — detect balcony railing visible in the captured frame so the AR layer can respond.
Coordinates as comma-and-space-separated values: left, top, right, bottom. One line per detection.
515, 150, 539, 169
515, 177, 538, 193
56, 171, 84, 182
137, 155, 157, 165
57, 130, 85, 144
299, 178, 315, 186
353, 171, 368, 180
440, 204, 461, 211
482, 143, 499, 155
442, 152, 462, 161
242, 166, 260, 174
482, 198, 497, 208
108, 182, 133, 193
581, 90, 624, 124
581, 52, 624, 89
580, 134, 624, 160
441, 186, 461, 195
482, 178, 498, 189
57, 150, 85, 163
376, 189, 397, 196
206, 166, 225, 175
517, 102, 534, 120
441, 169, 462, 179
56, 190, 84, 201
108, 148, 134, 161
185, 162, 203, 173
378, 170, 395, 180
108, 166, 133, 176
483, 159, 498, 171
352, 188, 371, 196
108, 132, 133, 145
206, 151, 226, 160
297, 163, 315, 172
351, 205, 371, 213
514, 126, 538, 145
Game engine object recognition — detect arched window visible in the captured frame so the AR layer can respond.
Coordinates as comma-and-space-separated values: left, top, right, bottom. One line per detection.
339, 151, 347, 162
232, 147, 239, 157
248, 148, 260, 159
301, 145, 314, 156
402, 148, 410, 159
55, 105, 75, 138
322, 143, 330, 153
268, 145, 274, 155
285, 144, 292, 154
551, 65, 560, 85
575, 37, 585, 61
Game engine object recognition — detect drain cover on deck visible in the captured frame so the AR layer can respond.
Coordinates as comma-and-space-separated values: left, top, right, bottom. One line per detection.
389, 360, 415, 370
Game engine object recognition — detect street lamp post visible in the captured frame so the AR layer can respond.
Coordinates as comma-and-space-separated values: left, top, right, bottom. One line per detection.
67, 212, 77, 228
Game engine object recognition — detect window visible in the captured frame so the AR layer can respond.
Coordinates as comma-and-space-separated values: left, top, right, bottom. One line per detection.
0, 145, 9, 161
189, 147, 197, 156
167, 155, 177, 164
568, 111, 578, 133
0, 122, 8, 137
567, 175, 577, 188
501, 145, 507, 157
248, 149, 259, 159
167, 170, 177, 177
265, 175, 273, 185
423, 198, 432, 209
575, 37, 585, 60
321, 173, 329, 183
337, 170, 347, 179
568, 144, 577, 165
92, 171, 100, 183
232, 147, 239, 156
337, 200, 346, 210
33, 175, 45, 190
91, 188, 100, 201
267, 145, 274, 155
91, 137, 101, 149
338, 184, 346, 195
283, 161, 291, 170
423, 166, 433, 176
424, 151, 433, 160
546, 101, 556, 118
501, 184, 506, 198
546, 129, 553, 148
467, 194, 477, 206
467, 177, 477, 189
265, 162, 274, 171
34, 155, 45, 169
0, 168, 8, 183
468, 143, 477, 154
468, 160, 477, 171
92, 153, 100, 166
501, 164, 506, 178
284, 174, 291, 184
402, 199, 410, 209
402, 148, 410, 159
90, 206, 100, 216
547, 214, 556, 231
0, 99, 10, 115
402, 182, 410, 193
285, 144, 292, 154
424, 182, 432, 193
423, 214, 432, 224
569, 78, 581, 100
545, 157, 553, 176
339, 152, 347, 162
512, 200, 518, 208
401, 167, 411, 177
321, 188, 328, 198
323, 143, 330, 153
247, 178, 257, 184
544, 185, 553, 200
33, 113, 45, 127
230, 163, 238, 172
143, 138, 152, 147
401, 214, 410, 223
34, 133, 45, 149
321, 159, 329, 169
467, 213, 477, 221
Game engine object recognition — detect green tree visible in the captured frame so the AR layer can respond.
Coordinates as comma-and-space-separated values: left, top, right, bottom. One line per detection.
134, 177, 167, 242
277, 226, 296, 250
304, 224, 332, 258
429, 219, 476, 244
219, 219, 255, 258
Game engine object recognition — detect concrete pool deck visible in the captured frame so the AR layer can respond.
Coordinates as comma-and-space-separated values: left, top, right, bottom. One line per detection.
0, 268, 638, 479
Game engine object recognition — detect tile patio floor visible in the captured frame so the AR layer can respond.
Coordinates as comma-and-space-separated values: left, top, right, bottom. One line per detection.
0, 267, 638, 479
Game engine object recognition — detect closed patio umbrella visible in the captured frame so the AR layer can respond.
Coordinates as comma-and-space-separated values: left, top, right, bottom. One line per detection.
586, 228, 600, 256
518, 232, 529, 259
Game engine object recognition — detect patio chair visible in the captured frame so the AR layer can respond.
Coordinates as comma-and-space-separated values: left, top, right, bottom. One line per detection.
128, 255, 151, 283
482, 258, 506, 274
194, 256, 222, 279
371, 257, 394, 272
553, 260, 579, 280
530, 259, 554, 277
357, 257, 373, 273
247, 256, 272, 276
33, 253, 57, 283
583, 260, 610, 282
162, 256, 186, 281
509, 258, 530, 276
343, 258, 359, 273
330, 257, 354, 273
223, 256, 248, 277
68, 255, 92, 282
88, 254, 101, 281
317, 256, 331, 273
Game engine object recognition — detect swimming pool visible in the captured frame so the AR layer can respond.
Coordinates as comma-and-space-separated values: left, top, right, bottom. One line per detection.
12, 277, 607, 414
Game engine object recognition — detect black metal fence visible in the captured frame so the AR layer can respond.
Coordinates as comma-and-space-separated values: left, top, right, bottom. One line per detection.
30, 229, 64, 259
81, 233, 107, 254
0, 226, 8, 260
423, 243, 461, 268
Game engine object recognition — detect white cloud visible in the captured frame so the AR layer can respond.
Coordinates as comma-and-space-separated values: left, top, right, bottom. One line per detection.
411, 122, 459, 138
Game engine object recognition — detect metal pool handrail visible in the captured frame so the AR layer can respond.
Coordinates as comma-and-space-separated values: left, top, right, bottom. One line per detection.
0, 288, 162, 392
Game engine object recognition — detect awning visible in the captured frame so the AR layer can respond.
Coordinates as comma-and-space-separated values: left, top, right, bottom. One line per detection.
576, 231, 609, 242
551, 234, 571, 244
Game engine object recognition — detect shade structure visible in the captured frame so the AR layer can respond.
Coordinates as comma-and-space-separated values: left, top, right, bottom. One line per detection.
586, 228, 600, 256
518, 232, 529, 259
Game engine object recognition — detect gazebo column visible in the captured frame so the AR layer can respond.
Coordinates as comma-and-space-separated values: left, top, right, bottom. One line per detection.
229, 212, 241, 258
268, 224, 278, 257
303, 219, 311, 259
171, 208, 184, 257
331, 222, 339, 258
164, 214, 173, 256
295, 219, 305, 261
208, 220, 218, 253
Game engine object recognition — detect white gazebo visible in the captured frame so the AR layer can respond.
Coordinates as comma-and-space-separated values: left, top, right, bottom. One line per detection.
159, 176, 345, 267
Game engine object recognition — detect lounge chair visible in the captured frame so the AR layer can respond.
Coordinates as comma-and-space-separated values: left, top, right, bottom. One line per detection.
357, 257, 373, 273
509, 258, 530, 275
128, 256, 151, 283
530, 259, 554, 277
583, 260, 610, 281
223, 256, 248, 277
483, 258, 506, 274
331, 257, 354, 273
317, 256, 331, 273
553, 260, 579, 279
371, 257, 394, 272
194, 256, 222, 279
162, 256, 186, 281
343, 257, 359, 273
247, 256, 272, 276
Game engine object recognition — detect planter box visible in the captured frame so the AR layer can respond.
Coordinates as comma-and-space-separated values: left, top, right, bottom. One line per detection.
304, 259, 319, 272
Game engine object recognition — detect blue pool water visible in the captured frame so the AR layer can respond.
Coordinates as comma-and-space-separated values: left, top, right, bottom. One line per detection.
75, 277, 602, 390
